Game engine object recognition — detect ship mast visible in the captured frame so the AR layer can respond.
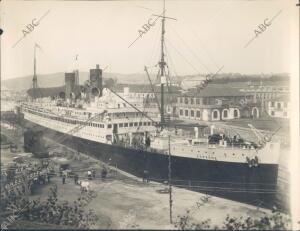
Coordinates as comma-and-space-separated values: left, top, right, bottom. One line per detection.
159, 0, 166, 128
156, 0, 177, 129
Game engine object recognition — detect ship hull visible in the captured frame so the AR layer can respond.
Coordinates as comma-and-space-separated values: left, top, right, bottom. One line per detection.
24, 119, 278, 208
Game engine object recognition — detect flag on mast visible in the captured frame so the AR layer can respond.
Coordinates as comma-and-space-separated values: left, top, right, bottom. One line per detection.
35, 43, 42, 51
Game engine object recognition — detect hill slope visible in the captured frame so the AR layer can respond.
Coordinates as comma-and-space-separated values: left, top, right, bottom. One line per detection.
1, 72, 289, 91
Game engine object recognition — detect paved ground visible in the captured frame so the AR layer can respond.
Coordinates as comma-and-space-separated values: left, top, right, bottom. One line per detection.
84, 179, 270, 229
26, 172, 270, 229
1, 120, 288, 229
2, 147, 272, 229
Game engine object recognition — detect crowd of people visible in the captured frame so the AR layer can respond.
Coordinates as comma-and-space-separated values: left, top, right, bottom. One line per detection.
1, 152, 114, 228
1, 157, 101, 229
60, 167, 109, 185
3, 185, 99, 228
1, 160, 54, 213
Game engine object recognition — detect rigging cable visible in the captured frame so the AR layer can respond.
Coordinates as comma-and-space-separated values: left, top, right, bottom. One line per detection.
146, 24, 162, 67
169, 24, 211, 74
164, 42, 180, 112
165, 38, 202, 77
192, 30, 220, 70
106, 87, 157, 125
144, 66, 161, 114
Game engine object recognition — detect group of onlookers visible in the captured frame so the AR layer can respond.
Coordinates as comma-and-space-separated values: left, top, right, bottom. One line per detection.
1, 161, 54, 211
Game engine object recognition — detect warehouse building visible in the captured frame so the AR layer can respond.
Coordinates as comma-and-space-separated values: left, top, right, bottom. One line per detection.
167, 87, 260, 121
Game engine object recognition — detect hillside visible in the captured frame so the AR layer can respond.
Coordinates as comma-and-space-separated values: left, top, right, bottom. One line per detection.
1, 72, 153, 91
1, 72, 289, 91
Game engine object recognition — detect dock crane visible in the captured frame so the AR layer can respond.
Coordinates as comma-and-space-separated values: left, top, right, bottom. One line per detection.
246, 123, 280, 167
247, 124, 272, 147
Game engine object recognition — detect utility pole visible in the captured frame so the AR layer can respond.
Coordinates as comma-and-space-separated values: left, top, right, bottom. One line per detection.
168, 134, 173, 224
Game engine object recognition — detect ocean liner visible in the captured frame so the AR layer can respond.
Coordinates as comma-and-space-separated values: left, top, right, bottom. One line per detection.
19, 1, 280, 207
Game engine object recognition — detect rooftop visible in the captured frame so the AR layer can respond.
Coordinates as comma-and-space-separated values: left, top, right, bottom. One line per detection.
112, 84, 181, 94
184, 87, 253, 98
266, 95, 290, 102
27, 86, 82, 98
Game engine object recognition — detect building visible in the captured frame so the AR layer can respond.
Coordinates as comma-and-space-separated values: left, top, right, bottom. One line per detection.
240, 83, 289, 112
169, 87, 260, 122
1, 86, 25, 101
113, 85, 156, 100
266, 96, 290, 119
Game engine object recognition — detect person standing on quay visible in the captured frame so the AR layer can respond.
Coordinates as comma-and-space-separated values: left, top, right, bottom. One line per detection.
62, 174, 66, 184
47, 173, 51, 183
74, 174, 79, 185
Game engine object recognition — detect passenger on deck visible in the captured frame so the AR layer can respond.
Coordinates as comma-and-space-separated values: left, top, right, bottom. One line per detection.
143, 170, 149, 183
101, 168, 107, 180
87, 170, 92, 180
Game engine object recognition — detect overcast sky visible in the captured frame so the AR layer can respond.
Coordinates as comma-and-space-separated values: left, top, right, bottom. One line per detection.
0, 0, 298, 80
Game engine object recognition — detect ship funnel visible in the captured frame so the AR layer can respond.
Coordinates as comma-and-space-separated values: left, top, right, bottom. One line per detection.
89, 64, 103, 97
65, 72, 76, 99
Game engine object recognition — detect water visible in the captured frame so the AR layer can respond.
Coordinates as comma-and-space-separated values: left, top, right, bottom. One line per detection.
1, 100, 16, 112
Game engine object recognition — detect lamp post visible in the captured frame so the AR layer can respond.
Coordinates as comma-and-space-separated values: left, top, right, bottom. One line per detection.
168, 135, 173, 224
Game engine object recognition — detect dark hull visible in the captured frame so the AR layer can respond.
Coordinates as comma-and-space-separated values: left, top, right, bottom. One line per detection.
24, 119, 279, 209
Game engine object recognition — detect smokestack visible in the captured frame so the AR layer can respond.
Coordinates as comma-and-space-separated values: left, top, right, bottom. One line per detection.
89, 64, 103, 97
74, 70, 79, 85
65, 72, 76, 99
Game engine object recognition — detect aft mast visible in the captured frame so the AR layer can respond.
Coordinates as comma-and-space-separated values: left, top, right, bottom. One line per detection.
156, 0, 176, 129
159, 0, 166, 128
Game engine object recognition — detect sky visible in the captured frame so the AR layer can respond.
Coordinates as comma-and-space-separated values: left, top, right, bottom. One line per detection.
0, 0, 298, 80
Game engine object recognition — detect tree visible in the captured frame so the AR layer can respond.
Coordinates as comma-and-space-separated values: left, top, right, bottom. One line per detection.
2, 184, 99, 229
174, 198, 291, 230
